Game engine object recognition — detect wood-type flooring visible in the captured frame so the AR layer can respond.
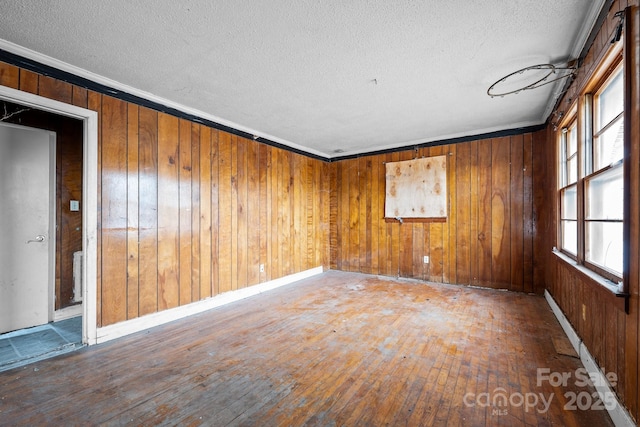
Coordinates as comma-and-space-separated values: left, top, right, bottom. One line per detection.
0, 271, 614, 426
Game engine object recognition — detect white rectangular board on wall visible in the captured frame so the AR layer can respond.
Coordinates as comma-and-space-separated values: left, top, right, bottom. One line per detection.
384, 155, 447, 220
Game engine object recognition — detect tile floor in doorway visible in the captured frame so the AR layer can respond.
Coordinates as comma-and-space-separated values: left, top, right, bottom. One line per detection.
0, 316, 83, 372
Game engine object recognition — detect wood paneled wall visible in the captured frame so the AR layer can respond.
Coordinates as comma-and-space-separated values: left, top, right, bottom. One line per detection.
0, 63, 330, 327
542, 0, 640, 421
329, 134, 547, 294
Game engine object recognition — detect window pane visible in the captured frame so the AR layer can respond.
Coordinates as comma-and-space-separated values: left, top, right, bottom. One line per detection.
561, 185, 577, 219
567, 157, 577, 184
586, 166, 623, 220
597, 70, 623, 131
594, 117, 623, 170
562, 220, 577, 255
586, 221, 623, 276
567, 123, 577, 156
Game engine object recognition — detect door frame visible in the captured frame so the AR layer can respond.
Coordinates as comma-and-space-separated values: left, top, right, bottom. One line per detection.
0, 85, 98, 345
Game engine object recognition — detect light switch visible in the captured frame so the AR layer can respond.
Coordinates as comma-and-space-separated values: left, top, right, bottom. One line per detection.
70, 200, 80, 212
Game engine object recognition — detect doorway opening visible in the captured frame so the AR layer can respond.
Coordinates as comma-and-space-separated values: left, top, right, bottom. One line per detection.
0, 85, 98, 362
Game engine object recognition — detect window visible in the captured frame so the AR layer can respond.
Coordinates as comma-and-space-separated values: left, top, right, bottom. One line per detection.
585, 64, 624, 278
559, 116, 578, 256
557, 51, 624, 284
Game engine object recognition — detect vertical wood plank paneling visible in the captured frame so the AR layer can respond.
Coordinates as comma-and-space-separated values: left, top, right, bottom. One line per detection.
100, 96, 128, 325
247, 139, 261, 286
411, 222, 424, 279
210, 130, 220, 295
618, 308, 627, 401
445, 144, 456, 284
246, 139, 259, 286
137, 107, 158, 316
348, 159, 360, 272
230, 135, 239, 290
365, 157, 374, 275
330, 132, 542, 293
329, 162, 339, 270
389, 152, 400, 276
71, 86, 88, 108
420, 149, 431, 281
427, 147, 444, 283
157, 113, 180, 310
532, 130, 547, 291
491, 137, 511, 288
476, 138, 493, 286
37, 76, 72, 104
282, 151, 293, 275
510, 134, 525, 292
522, 133, 534, 293
455, 141, 471, 284
265, 147, 278, 280
272, 147, 282, 278
370, 155, 380, 275
306, 157, 316, 269
18, 69, 38, 94
292, 154, 303, 273
339, 161, 349, 270
178, 119, 192, 305
0, 62, 19, 88
358, 157, 369, 274
296, 154, 305, 271
292, 154, 300, 272
381, 154, 391, 276
3, 62, 329, 338
126, 104, 140, 319
398, 150, 413, 278
308, 158, 318, 268
308, 157, 316, 270
469, 141, 479, 286
411, 152, 425, 280
321, 161, 330, 268
190, 124, 201, 301
259, 144, 269, 282
218, 131, 232, 293
199, 126, 212, 298
236, 137, 248, 289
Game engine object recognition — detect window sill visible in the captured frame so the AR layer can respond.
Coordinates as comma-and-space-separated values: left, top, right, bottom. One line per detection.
552, 249, 628, 311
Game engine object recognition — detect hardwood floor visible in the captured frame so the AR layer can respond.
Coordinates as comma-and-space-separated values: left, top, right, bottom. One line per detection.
0, 271, 613, 426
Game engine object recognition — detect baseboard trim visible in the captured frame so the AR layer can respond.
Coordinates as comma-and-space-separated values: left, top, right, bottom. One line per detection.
545, 290, 635, 427
96, 267, 324, 344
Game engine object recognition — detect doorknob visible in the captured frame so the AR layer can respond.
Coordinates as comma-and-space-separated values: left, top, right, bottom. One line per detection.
26, 234, 46, 244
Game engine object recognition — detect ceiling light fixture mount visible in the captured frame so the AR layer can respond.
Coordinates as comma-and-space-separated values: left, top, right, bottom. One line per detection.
487, 61, 578, 98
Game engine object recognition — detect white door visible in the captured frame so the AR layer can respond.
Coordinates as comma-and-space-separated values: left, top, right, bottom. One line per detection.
0, 123, 55, 334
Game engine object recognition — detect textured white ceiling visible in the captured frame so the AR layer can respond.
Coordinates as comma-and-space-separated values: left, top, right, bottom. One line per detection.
0, 1, 603, 158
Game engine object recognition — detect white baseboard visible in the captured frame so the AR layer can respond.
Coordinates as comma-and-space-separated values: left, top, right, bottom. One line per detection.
545, 290, 635, 427
95, 266, 324, 344
54, 304, 83, 321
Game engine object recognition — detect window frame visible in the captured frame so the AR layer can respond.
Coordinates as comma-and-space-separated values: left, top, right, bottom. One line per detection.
558, 109, 578, 259
556, 44, 625, 287
584, 61, 624, 283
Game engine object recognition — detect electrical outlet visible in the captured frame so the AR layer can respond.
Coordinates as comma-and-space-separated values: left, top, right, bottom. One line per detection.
259, 264, 265, 273
423, 256, 429, 264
